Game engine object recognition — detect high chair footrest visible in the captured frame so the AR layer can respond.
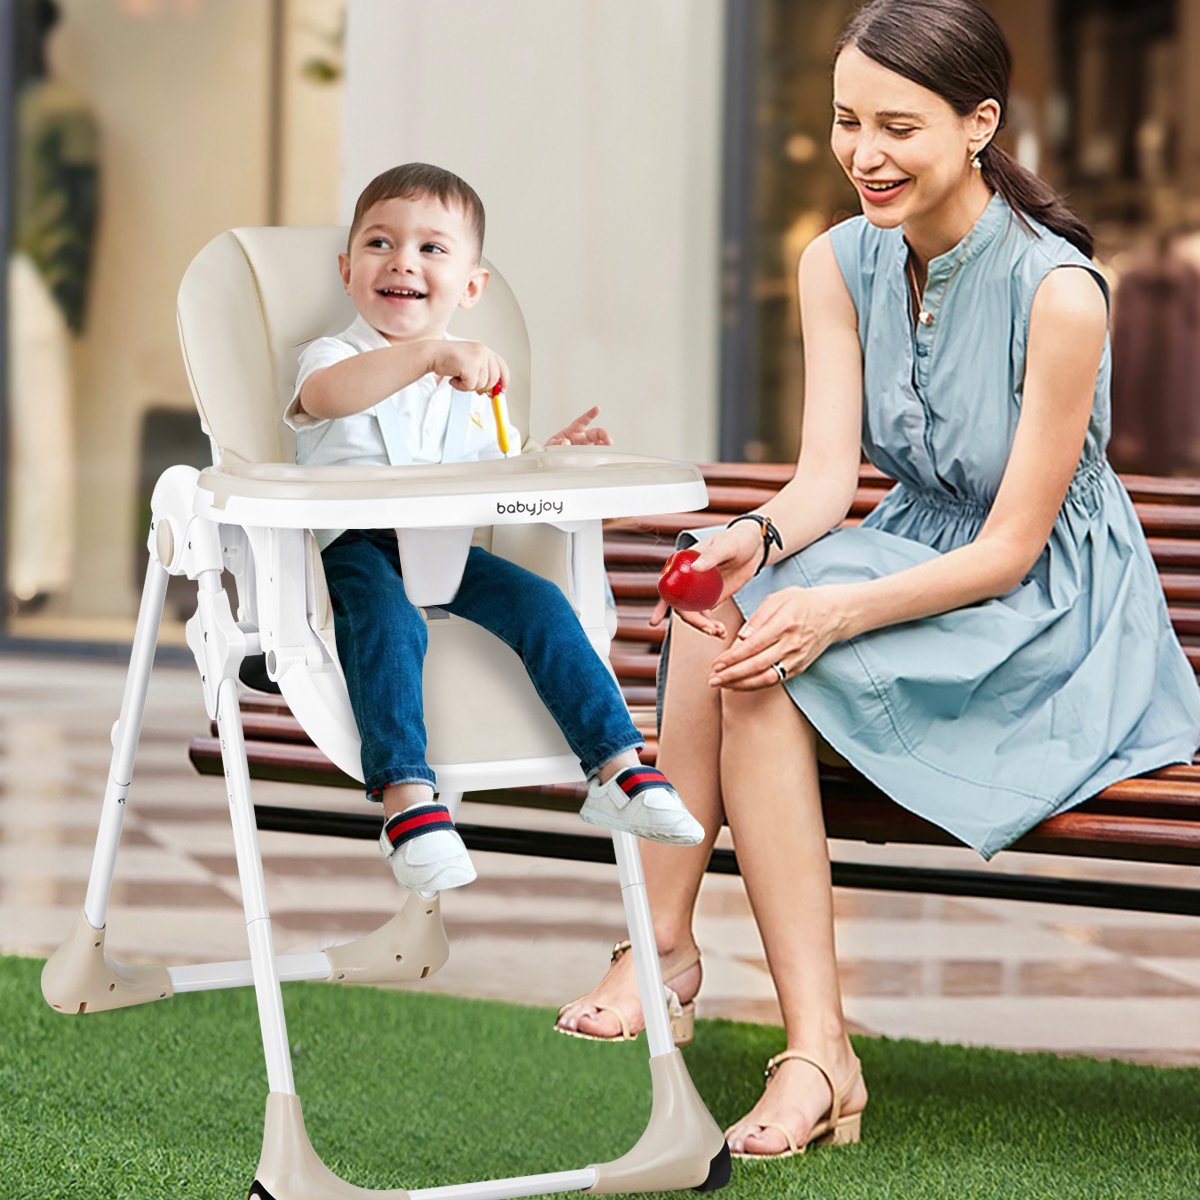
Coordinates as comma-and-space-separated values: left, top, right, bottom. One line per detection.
42, 911, 172, 1014
323, 894, 450, 984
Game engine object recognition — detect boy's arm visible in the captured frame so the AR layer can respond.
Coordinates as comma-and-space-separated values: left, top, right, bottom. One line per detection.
297, 338, 510, 422
297, 341, 439, 421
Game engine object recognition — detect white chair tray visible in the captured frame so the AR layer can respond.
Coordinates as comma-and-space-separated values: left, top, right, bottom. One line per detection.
194, 445, 707, 530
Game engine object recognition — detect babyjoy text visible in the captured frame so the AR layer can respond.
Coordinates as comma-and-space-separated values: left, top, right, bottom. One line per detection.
496, 499, 565, 517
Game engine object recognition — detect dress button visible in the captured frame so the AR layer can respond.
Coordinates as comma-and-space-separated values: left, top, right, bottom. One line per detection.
916, 344, 929, 358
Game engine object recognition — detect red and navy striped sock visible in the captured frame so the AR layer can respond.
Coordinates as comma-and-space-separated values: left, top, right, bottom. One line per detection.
613, 766, 676, 799
382, 803, 456, 853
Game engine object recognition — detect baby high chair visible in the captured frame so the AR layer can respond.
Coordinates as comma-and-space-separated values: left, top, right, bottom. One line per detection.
41, 226, 730, 1198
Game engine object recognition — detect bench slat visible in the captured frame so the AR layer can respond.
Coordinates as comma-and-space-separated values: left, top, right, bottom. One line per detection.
1149, 540, 1200, 570
1161, 574, 1200, 604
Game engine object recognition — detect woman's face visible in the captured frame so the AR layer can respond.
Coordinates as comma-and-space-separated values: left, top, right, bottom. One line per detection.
831, 45, 991, 230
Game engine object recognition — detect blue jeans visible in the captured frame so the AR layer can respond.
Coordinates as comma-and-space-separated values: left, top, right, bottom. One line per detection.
321, 529, 643, 798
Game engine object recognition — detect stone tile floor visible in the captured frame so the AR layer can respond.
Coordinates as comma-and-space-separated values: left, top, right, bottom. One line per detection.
3, 654, 1197, 1066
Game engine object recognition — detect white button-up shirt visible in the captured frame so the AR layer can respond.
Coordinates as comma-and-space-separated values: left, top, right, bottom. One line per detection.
283, 314, 521, 549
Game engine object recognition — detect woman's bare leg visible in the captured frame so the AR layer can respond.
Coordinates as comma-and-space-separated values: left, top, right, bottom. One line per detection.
556, 606, 737, 1036
718, 673, 867, 1154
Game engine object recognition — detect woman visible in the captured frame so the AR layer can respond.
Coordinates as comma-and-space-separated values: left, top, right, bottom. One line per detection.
556, 0, 1200, 1160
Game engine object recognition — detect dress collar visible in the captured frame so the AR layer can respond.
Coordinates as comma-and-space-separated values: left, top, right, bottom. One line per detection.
895, 191, 1010, 279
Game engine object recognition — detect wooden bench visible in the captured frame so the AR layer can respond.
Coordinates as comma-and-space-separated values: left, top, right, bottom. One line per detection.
190, 463, 1200, 916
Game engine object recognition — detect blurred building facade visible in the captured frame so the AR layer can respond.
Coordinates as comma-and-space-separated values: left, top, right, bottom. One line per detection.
2, 0, 1197, 649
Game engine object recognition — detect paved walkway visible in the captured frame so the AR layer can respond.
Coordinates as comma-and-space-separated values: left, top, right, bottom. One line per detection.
3, 654, 1197, 1065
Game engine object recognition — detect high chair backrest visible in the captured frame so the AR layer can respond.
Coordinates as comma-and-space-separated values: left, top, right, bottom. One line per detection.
176, 226, 531, 466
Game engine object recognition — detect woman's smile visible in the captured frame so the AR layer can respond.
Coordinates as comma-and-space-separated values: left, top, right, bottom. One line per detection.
856, 177, 912, 204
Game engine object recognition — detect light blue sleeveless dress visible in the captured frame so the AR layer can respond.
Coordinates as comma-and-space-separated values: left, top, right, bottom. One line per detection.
678, 193, 1200, 859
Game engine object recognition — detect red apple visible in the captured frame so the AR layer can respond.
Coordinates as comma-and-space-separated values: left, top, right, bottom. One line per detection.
657, 548, 724, 612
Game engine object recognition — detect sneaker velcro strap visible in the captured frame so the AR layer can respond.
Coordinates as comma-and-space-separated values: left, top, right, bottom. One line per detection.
615, 767, 671, 798
383, 804, 456, 849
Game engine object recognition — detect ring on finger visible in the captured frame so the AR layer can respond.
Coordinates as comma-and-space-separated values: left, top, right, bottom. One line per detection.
771, 660, 789, 685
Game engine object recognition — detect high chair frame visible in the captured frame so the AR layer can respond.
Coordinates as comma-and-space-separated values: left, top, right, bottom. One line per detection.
40, 227, 730, 1199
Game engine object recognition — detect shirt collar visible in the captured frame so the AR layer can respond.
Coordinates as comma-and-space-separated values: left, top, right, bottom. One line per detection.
340, 313, 462, 352
343, 313, 392, 351
895, 191, 1011, 279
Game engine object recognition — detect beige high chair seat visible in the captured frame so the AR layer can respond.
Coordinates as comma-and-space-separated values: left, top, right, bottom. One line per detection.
41, 227, 730, 1199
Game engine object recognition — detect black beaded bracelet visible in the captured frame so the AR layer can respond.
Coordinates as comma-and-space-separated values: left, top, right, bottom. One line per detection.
726, 514, 784, 575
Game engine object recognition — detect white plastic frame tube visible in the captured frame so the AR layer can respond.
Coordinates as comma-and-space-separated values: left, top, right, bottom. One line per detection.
83, 560, 170, 929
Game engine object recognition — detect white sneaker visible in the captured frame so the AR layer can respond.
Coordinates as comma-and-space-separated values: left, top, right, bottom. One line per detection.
580, 767, 704, 846
379, 802, 477, 892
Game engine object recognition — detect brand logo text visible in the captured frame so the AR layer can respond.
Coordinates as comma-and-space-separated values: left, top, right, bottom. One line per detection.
496, 498, 565, 517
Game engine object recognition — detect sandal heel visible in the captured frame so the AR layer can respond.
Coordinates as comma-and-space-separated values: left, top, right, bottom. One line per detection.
670, 1000, 696, 1047
814, 1111, 862, 1146
737, 1051, 864, 1158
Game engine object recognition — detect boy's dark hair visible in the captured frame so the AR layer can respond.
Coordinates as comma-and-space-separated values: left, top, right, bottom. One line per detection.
347, 163, 486, 258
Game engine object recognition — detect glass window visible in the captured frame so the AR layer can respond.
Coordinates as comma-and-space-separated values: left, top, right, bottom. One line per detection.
3, 0, 344, 645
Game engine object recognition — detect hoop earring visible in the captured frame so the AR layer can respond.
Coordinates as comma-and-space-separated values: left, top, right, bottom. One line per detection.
970, 146, 984, 171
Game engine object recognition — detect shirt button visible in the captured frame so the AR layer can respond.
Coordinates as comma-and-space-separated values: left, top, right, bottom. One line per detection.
916, 344, 929, 358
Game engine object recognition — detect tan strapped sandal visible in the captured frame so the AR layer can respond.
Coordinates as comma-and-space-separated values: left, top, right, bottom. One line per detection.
727, 1050, 864, 1160
554, 938, 700, 1046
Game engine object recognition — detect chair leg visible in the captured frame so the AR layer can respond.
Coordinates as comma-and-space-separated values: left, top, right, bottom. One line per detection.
439, 789, 463, 820
200, 582, 415, 1194
610, 831, 675, 1057
213, 666, 296, 1096
42, 558, 174, 1015
86, 557, 170, 929
184, 556, 296, 1095
583, 831, 728, 1193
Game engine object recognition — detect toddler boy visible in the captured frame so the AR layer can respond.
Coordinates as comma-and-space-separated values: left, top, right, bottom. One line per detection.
284, 163, 703, 892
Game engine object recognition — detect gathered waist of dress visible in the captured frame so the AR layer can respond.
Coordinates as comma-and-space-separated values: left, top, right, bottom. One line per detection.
898, 456, 1111, 517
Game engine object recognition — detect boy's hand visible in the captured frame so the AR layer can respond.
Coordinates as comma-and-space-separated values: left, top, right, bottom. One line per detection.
429, 341, 509, 396
546, 406, 612, 446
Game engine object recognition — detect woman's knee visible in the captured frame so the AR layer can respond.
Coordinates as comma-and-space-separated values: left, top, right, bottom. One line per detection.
720, 681, 815, 743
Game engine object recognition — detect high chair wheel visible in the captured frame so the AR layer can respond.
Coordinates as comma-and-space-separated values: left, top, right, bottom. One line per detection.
693, 1143, 732, 1192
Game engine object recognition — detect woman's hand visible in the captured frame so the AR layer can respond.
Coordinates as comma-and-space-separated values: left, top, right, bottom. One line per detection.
707, 585, 847, 690
546, 406, 612, 446
649, 521, 766, 639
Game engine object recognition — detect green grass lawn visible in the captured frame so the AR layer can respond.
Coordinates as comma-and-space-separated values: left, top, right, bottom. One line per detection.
2, 953, 1198, 1199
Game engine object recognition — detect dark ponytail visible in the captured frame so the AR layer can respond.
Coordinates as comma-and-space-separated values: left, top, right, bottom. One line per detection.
836, 0, 1093, 258
976, 145, 1092, 257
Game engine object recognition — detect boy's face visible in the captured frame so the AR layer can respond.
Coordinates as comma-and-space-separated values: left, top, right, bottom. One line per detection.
339, 193, 487, 345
